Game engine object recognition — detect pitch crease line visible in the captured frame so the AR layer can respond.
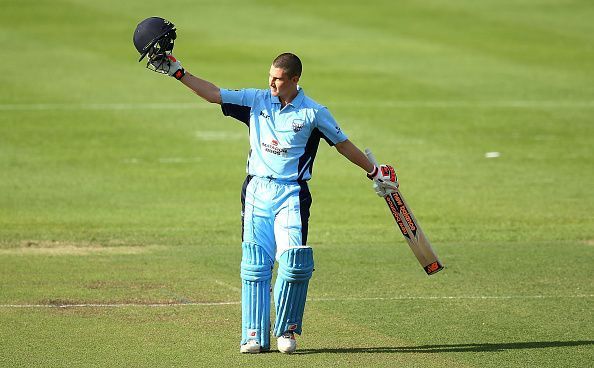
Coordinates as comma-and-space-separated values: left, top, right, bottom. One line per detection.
1, 295, 592, 308
311, 295, 594, 301
0, 103, 210, 111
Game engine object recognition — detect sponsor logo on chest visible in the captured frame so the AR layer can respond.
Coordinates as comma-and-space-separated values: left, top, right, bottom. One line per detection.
262, 139, 288, 157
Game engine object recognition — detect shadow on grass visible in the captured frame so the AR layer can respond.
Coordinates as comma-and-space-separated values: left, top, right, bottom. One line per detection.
297, 340, 594, 354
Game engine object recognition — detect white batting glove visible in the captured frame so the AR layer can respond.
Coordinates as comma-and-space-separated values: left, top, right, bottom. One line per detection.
150, 54, 185, 80
367, 164, 398, 197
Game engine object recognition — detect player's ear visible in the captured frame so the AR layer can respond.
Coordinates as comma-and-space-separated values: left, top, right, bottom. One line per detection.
291, 75, 300, 84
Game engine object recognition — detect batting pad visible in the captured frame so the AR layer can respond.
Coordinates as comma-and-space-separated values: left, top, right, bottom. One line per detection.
273, 247, 314, 337
241, 242, 273, 350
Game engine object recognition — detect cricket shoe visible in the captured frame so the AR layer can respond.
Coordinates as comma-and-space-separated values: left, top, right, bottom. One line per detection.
277, 332, 297, 354
240, 340, 262, 354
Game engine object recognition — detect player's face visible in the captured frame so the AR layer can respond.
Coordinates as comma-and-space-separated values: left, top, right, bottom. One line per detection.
269, 65, 299, 99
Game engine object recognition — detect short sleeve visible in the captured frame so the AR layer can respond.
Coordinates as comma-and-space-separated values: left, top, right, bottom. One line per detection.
315, 107, 348, 146
220, 88, 259, 107
220, 88, 260, 127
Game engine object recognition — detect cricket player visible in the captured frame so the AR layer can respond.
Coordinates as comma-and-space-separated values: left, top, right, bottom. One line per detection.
134, 17, 398, 354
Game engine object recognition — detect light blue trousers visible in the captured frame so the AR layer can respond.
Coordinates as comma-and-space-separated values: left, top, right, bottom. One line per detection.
240, 176, 313, 349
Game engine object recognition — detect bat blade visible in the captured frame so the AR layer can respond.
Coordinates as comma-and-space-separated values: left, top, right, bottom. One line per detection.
387, 191, 443, 275
365, 149, 444, 275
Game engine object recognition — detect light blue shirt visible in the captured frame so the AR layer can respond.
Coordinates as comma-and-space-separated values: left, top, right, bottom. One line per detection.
220, 87, 348, 181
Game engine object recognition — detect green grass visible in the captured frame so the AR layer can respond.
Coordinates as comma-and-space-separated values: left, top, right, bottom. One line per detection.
1, 0, 593, 367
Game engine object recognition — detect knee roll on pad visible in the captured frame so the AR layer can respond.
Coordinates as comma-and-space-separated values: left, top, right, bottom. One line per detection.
274, 247, 314, 337
240, 242, 273, 282
241, 242, 273, 350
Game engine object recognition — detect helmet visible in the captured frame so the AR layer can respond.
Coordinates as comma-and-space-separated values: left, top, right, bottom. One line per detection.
133, 17, 177, 62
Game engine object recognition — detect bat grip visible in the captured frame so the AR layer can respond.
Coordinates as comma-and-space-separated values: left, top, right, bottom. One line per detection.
365, 148, 380, 167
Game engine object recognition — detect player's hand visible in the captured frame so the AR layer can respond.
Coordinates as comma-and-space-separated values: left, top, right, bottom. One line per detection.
367, 164, 398, 197
150, 54, 185, 80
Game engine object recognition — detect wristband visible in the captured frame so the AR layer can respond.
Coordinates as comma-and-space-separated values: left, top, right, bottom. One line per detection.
366, 165, 378, 180
173, 68, 185, 80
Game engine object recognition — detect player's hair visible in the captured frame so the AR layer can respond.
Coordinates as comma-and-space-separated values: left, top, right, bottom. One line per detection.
273, 53, 302, 78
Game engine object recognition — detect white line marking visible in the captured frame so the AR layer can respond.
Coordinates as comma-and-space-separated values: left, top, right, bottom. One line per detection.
1, 101, 593, 111
332, 101, 594, 108
485, 152, 501, 158
157, 157, 202, 164
1, 295, 591, 308
0, 103, 210, 111
311, 295, 594, 302
213, 280, 242, 293
195, 131, 245, 141
122, 157, 203, 164
0, 302, 241, 308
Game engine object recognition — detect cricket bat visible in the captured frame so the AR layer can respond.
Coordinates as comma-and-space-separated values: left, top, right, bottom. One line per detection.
365, 148, 444, 275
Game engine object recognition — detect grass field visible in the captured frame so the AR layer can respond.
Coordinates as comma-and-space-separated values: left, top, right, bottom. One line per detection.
1, 0, 593, 367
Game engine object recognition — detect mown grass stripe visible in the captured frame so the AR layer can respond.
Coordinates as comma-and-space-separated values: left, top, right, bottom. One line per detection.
1, 101, 593, 111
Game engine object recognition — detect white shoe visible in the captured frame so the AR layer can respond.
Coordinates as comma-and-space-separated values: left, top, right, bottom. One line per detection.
277, 332, 297, 354
240, 340, 261, 354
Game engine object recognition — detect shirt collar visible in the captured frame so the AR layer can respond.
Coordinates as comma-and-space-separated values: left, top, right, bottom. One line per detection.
290, 86, 305, 108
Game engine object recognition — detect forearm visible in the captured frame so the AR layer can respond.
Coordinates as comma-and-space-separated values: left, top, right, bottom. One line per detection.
335, 139, 374, 173
179, 71, 222, 104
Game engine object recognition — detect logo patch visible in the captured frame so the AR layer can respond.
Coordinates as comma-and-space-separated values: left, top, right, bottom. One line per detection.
288, 324, 298, 331
247, 329, 258, 338
260, 110, 270, 119
425, 261, 442, 274
292, 119, 305, 133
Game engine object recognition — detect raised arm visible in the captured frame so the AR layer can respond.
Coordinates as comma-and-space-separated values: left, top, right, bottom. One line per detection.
150, 54, 222, 104
179, 70, 222, 104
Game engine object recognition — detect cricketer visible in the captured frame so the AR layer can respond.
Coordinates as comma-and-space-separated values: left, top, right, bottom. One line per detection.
133, 17, 398, 354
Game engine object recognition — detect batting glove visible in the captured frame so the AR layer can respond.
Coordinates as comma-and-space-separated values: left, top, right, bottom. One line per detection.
150, 54, 185, 80
367, 164, 398, 197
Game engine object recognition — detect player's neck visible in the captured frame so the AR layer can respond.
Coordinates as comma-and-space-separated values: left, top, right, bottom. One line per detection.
280, 88, 299, 107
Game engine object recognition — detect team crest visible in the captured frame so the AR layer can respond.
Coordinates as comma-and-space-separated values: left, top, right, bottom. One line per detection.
292, 119, 305, 133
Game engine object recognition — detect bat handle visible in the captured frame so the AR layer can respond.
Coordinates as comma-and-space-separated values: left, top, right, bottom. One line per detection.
365, 148, 380, 167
